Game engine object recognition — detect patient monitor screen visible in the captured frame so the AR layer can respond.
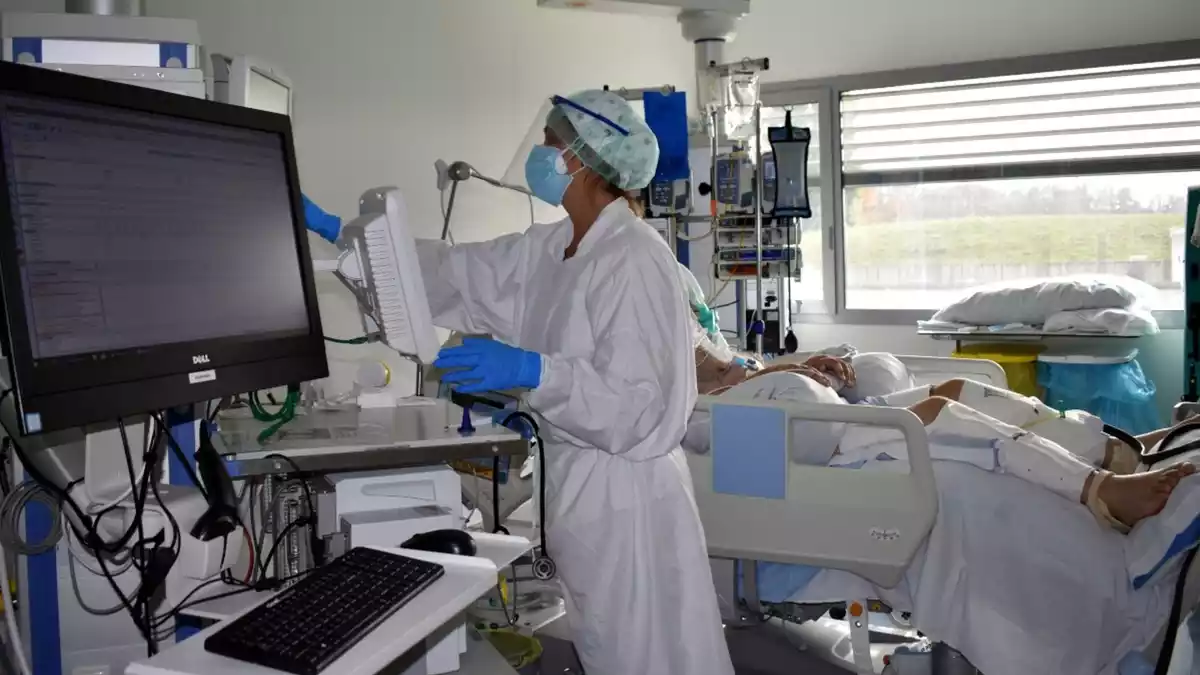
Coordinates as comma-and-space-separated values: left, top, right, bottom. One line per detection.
0, 92, 310, 360
246, 69, 290, 116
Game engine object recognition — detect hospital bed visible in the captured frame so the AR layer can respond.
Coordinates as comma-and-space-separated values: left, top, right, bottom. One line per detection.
697, 354, 1200, 674
694, 355, 1004, 673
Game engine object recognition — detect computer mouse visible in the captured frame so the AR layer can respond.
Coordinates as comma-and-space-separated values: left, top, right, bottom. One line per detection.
401, 529, 477, 557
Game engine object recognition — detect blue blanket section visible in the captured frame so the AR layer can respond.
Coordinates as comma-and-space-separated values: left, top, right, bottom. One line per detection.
1133, 511, 1200, 589
739, 560, 824, 604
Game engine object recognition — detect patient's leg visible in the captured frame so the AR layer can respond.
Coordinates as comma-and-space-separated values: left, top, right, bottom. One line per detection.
929, 378, 1130, 471
910, 397, 1195, 531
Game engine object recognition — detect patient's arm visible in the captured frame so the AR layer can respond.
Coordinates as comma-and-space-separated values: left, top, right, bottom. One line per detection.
749, 364, 832, 388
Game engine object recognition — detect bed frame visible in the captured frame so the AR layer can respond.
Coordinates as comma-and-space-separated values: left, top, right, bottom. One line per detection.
694, 355, 1007, 673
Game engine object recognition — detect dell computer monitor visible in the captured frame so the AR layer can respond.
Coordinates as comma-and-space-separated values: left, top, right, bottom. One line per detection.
0, 61, 328, 434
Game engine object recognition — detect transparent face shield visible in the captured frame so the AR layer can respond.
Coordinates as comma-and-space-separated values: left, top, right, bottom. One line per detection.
501, 95, 633, 198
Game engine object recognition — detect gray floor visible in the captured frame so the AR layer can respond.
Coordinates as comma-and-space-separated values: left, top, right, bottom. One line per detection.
727, 624, 854, 675
534, 627, 850, 675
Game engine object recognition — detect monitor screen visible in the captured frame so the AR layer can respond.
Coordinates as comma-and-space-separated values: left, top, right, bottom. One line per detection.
246, 69, 290, 116
0, 62, 326, 433
3, 93, 310, 360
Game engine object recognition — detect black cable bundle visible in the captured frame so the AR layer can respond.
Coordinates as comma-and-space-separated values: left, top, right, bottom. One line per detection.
0, 389, 182, 656
499, 412, 549, 562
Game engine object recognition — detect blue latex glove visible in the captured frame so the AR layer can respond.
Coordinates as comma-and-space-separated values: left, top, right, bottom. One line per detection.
435, 338, 543, 394
302, 193, 342, 243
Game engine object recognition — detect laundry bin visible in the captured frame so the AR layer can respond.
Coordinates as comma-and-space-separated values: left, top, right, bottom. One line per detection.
951, 343, 1043, 397
1037, 347, 1161, 435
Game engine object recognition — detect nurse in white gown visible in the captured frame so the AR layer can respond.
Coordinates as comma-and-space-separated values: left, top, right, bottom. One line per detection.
417, 91, 734, 675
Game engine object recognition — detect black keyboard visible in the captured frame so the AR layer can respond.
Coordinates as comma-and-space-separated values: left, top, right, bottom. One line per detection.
204, 547, 445, 675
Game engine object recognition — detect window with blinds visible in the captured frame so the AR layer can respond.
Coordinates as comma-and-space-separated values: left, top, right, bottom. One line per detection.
761, 103, 826, 311
837, 58, 1200, 312
840, 59, 1200, 184
760, 104, 822, 185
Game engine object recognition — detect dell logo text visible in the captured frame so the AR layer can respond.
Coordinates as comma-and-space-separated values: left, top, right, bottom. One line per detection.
192, 354, 211, 366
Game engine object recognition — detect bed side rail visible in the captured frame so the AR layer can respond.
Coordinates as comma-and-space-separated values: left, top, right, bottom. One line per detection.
899, 355, 1007, 388
691, 396, 937, 589
771, 351, 1008, 390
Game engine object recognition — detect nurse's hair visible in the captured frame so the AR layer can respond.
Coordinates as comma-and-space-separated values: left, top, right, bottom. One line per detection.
603, 182, 645, 218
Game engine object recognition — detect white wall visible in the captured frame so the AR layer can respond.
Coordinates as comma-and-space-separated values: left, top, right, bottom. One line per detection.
723, 0, 1200, 417
734, 0, 1200, 81
140, 0, 695, 393
2, 0, 1192, 411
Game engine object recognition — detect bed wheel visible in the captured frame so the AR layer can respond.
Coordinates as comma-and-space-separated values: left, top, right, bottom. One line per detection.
532, 555, 556, 580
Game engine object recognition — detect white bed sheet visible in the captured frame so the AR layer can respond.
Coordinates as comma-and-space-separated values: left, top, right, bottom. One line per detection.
785, 460, 1175, 675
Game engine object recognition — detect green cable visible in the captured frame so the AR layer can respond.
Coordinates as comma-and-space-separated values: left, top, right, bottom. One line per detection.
248, 388, 300, 444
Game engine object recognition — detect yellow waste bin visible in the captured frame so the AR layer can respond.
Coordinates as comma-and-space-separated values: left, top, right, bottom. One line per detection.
951, 343, 1044, 397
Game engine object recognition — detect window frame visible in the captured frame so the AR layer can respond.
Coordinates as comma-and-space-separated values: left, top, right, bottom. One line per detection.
759, 38, 1200, 328
758, 86, 834, 316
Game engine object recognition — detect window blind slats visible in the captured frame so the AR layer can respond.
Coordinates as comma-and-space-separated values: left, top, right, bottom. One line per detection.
841, 61, 1200, 175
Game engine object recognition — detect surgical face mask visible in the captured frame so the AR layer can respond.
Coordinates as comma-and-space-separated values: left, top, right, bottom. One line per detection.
524, 144, 578, 206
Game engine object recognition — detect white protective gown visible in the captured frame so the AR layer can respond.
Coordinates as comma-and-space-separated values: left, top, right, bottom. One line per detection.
417, 200, 735, 675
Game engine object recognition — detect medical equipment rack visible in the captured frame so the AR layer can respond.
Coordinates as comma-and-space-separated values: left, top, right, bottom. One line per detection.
213, 400, 528, 478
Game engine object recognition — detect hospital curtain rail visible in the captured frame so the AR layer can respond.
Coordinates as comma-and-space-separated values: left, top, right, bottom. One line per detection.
839, 59, 1200, 188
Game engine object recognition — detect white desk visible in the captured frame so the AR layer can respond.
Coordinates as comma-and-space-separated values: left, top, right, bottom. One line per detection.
130, 534, 532, 675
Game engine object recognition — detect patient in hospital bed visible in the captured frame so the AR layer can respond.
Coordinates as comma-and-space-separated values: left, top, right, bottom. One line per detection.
685, 331, 1200, 674
685, 332, 1196, 532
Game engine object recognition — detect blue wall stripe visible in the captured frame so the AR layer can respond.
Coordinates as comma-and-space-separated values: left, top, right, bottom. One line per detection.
166, 407, 199, 642
166, 407, 196, 488
25, 469, 60, 675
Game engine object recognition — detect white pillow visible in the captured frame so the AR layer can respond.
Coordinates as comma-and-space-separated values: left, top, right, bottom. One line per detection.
931, 275, 1157, 327
684, 371, 848, 465
1042, 306, 1160, 336
842, 352, 915, 403
1126, 472, 1200, 589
